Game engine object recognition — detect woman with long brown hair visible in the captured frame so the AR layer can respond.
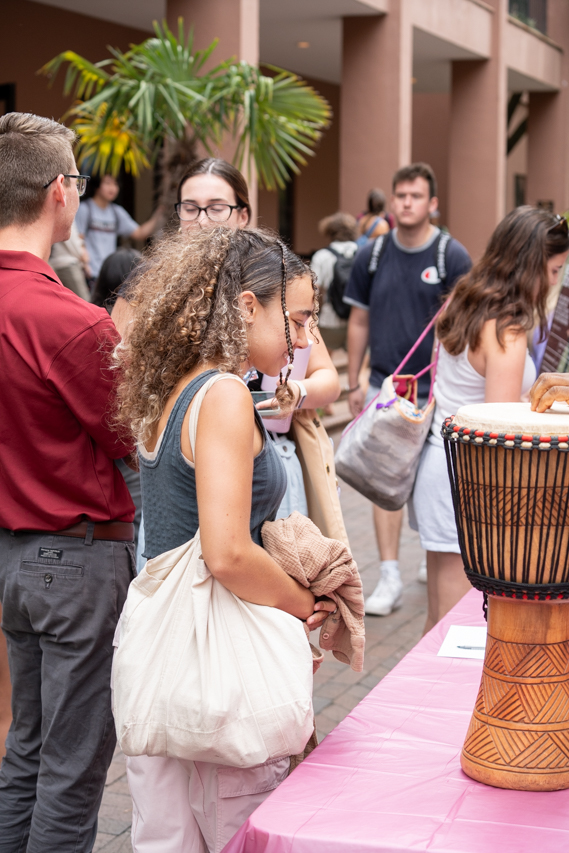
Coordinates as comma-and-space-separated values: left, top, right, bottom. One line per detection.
114, 226, 335, 852
412, 206, 569, 633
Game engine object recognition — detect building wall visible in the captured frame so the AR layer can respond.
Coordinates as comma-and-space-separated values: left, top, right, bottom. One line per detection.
257, 76, 340, 255
292, 77, 340, 256
0, 0, 154, 218
505, 100, 528, 213
411, 92, 451, 227
0, 0, 151, 121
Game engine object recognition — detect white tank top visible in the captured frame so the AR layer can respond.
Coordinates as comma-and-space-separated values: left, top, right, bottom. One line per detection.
429, 344, 537, 445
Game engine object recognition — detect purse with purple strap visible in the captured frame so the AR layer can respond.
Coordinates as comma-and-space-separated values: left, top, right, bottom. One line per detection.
334, 306, 445, 511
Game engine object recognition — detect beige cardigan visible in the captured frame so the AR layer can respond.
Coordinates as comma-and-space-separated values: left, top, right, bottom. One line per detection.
262, 511, 365, 673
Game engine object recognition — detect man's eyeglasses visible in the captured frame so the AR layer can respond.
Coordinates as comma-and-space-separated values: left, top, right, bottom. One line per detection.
175, 202, 241, 223
43, 174, 90, 197
548, 214, 569, 236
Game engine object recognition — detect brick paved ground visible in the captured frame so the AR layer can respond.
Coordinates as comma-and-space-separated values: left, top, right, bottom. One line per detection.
94, 466, 428, 851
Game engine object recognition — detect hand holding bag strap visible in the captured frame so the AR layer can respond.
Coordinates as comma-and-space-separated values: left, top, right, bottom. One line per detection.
188, 373, 245, 458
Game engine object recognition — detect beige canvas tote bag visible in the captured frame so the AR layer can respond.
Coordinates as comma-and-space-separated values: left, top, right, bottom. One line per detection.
112, 373, 314, 768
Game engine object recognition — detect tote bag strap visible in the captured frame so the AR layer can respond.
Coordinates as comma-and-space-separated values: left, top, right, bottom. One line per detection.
188, 373, 245, 458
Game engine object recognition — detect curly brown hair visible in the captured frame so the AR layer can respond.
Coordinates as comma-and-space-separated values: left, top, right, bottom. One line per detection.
437, 206, 569, 356
114, 227, 318, 442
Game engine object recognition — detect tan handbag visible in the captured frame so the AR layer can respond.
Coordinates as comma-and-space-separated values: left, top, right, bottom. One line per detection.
289, 408, 350, 549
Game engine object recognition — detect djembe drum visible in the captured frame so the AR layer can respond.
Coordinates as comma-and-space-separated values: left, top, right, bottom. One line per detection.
443, 402, 569, 791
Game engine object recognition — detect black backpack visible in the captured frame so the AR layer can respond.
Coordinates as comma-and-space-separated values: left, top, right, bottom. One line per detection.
327, 247, 355, 320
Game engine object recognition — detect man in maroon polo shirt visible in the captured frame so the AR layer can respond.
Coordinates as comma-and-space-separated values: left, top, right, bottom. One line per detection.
0, 113, 135, 853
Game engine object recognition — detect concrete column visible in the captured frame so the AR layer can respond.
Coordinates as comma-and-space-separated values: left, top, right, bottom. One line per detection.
448, 0, 508, 260
339, 4, 413, 216
526, 2, 569, 214
166, 0, 259, 220
167, 0, 258, 65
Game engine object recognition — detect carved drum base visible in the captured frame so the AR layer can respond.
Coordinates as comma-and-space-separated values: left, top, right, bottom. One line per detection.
461, 597, 569, 791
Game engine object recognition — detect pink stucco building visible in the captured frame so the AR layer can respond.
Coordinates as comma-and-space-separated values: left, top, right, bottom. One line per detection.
2, 0, 568, 260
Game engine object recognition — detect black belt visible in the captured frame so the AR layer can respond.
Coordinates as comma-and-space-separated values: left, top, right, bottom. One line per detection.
18, 521, 134, 542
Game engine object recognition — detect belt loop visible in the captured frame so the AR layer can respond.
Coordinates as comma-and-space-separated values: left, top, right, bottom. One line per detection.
84, 521, 95, 546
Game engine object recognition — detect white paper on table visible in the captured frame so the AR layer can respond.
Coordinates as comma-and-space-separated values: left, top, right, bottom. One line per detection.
437, 625, 487, 660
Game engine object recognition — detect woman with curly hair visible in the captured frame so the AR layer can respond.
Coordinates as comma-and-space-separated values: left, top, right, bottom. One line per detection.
412, 206, 569, 634
115, 226, 335, 852
112, 159, 341, 570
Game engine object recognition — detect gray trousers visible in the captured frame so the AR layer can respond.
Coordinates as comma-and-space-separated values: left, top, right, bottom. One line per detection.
0, 528, 134, 853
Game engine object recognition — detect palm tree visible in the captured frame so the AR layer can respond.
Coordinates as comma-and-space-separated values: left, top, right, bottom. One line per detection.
40, 19, 331, 210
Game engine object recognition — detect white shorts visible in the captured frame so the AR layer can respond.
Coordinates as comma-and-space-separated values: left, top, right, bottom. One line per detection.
409, 438, 461, 553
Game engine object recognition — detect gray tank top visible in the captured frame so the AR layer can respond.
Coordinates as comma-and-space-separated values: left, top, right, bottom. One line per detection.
139, 369, 287, 559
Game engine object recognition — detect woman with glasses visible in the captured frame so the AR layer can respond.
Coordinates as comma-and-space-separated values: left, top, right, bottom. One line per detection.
172, 158, 340, 416
410, 206, 569, 635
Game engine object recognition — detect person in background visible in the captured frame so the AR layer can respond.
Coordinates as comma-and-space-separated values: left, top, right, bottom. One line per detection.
311, 212, 358, 354
0, 112, 135, 853
91, 247, 141, 311
48, 220, 91, 300
356, 188, 391, 247
75, 173, 163, 282
413, 207, 569, 633
345, 162, 471, 617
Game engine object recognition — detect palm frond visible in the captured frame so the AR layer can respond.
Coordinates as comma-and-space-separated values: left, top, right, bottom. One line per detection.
73, 105, 149, 177
40, 20, 331, 189
39, 51, 110, 101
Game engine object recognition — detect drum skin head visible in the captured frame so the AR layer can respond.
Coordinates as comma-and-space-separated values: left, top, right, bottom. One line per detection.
454, 401, 569, 435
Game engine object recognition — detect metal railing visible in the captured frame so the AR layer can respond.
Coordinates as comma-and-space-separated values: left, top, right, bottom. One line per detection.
509, 0, 547, 35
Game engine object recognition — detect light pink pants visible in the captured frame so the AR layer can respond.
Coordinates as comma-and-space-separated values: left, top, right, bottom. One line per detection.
126, 754, 290, 853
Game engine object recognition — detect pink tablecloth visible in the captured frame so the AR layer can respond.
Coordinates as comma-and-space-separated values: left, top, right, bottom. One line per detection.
224, 589, 569, 852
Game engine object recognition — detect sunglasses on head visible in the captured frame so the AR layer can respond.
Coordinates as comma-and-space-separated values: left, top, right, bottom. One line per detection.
548, 214, 569, 236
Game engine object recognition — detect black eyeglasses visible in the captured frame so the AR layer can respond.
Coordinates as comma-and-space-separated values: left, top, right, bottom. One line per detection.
43, 174, 90, 197
548, 214, 569, 236
175, 202, 241, 223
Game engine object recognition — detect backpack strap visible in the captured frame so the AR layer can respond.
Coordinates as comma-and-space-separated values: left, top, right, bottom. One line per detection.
111, 203, 120, 234
368, 232, 390, 274
83, 199, 121, 236
188, 373, 245, 458
436, 231, 451, 282
367, 230, 451, 281
364, 216, 381, 239
84, 199, 93, 235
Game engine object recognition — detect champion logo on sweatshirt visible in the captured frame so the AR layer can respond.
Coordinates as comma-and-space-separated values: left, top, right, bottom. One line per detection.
421, 266, 441, 284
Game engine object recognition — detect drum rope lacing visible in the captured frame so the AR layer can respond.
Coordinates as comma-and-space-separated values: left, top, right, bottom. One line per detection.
441, 417, 569, 451
442, 416, 569, 607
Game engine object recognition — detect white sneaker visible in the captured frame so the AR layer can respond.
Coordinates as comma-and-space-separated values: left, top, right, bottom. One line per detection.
418, 557, 427, 584
364, 570, 403, 616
